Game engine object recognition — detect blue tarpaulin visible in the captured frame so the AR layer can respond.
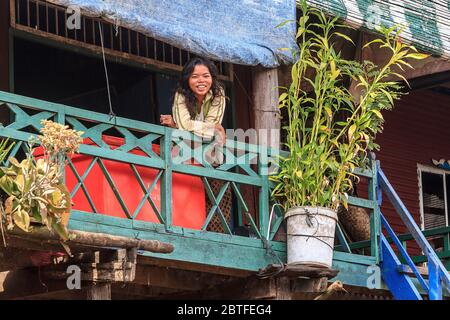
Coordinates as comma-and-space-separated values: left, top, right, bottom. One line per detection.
48, 0, 297, 67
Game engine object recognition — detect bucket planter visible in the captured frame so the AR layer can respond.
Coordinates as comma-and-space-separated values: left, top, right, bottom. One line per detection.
286, 207, 337, 268
271, 1, 427, 268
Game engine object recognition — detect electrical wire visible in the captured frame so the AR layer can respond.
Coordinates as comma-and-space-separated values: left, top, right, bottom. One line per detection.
97, 21, 116, 121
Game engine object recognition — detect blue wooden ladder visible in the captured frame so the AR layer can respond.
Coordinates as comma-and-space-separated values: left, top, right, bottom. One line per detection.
376, 163, 450, 300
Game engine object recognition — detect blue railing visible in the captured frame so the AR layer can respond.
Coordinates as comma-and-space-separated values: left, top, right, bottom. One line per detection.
378, 166, 450, 299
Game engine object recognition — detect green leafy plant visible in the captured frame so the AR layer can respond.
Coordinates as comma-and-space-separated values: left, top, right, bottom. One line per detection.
0, 120, 83, 240
271, 1, 427, 212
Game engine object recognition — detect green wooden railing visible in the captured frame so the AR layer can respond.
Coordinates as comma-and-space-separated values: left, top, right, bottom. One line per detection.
6, 90, 448, 285
0, 90, 284, 243
333, 161, 382, 264
335, 225, 450, 269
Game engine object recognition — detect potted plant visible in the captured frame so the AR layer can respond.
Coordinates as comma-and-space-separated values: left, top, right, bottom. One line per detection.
0, 120, 83, 241
270, 1, 427, 267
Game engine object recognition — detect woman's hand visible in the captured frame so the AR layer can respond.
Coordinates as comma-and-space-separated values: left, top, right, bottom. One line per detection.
160, 115, 176, 128
214, 123, 226, 145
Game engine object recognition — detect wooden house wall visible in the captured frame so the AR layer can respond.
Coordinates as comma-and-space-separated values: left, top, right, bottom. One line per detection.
374, 88, 450, 253
0, 0, 9, 92
0, 0, 10, 126
232, 64, 258, 225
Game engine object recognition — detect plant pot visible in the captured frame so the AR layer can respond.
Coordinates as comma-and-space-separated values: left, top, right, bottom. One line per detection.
285, 206, 337, 268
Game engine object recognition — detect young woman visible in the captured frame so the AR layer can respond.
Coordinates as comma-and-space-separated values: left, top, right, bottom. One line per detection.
160, 57, 226, 143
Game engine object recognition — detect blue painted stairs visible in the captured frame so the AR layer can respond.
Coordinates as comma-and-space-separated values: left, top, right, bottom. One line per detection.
377, 166, 450, 300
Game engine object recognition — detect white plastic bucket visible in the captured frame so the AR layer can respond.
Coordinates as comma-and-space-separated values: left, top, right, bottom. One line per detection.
285, 206, 337, 268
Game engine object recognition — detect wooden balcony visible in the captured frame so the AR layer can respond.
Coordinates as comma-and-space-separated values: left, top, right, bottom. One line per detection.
2, 90, 449, 293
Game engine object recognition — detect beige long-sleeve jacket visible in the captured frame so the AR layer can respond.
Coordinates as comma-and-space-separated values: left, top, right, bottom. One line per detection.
172, 89, 226, 139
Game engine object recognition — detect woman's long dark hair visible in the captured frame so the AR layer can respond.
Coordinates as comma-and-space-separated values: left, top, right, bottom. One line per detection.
176, 57, 224, 119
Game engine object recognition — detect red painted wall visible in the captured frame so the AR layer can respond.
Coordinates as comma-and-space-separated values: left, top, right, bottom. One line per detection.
374, 88, 450, 252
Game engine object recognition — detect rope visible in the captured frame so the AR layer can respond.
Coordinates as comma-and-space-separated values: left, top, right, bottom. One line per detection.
257, 203, 286, 279
97, 21, 116, 121
291, 207, 335, 250
286, 233, 335, 251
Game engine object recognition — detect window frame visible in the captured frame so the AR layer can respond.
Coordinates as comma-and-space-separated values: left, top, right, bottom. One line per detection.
417, 163, 450, 231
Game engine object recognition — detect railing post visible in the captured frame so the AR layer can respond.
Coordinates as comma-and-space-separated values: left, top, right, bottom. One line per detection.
258, 145, 269, 240
161, 127, 173, 231
56, 109, 65, 125
369, 159, 382, 263
428, 254, 443, 300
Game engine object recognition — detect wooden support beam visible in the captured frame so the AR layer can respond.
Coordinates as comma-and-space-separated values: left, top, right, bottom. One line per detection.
251, 66, 280, 149
111, 283, 182, 299
132, 265, 234, 291
358, 31, 450, 83
159, 275, 331, 300
6, 226, 174, 253
257, 264, 339, 279
136, 255, 252, 278
43, 248, 137, 283
87, 283, 111, 300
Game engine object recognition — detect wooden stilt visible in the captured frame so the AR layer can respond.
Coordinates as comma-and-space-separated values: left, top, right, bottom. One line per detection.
86, 283, 111, 300
251, 66, 280, 149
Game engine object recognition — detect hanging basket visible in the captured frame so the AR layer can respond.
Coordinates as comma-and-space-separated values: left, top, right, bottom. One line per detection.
337, 205, 370, 242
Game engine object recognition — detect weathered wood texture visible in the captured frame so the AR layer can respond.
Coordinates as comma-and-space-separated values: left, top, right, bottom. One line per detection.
0, 0, 10, 126
233, 64, 258, 228
6, 226, 174, 253
0, 268, 71, 299
257, 264, 339, 279
161, 275, 332, 300
0, 0, 8, 92
86, 283, 111, 300
251, 66, 280, 149
137, 255, 252, 278
43, 249, 137, 283
0, 247, 55, 271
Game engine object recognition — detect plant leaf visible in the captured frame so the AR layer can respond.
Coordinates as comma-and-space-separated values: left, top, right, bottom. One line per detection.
13, 208, 30, 232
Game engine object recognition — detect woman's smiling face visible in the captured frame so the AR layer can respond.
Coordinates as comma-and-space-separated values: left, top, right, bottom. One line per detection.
188, 64, 212, 100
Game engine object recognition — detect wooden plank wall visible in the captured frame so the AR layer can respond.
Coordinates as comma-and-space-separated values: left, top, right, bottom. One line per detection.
375, 88, 450, 255
0, 0, 9, 92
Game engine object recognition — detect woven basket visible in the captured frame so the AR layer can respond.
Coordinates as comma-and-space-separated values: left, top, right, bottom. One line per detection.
337, 205, 371, 242
205, 178, 233, 233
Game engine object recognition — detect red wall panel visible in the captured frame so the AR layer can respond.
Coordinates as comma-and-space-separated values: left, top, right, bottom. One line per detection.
374, 88, 450, 254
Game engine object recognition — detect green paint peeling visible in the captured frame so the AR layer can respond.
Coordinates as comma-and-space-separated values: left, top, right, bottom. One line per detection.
355, 0, 394, 29
404, 0, 443, 55
306, 0, 448, 58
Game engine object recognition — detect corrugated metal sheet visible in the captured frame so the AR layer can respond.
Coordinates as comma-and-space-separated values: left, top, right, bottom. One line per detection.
375, 88, 450, 255
306, 0, 450, 59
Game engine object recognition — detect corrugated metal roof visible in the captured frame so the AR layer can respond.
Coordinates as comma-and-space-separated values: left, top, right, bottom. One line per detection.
306, 0, 450, 59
